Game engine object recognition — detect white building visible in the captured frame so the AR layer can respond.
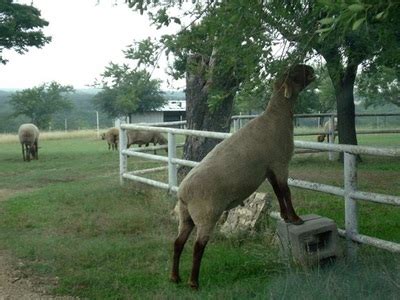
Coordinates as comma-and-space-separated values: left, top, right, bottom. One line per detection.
114, 100, 186, 127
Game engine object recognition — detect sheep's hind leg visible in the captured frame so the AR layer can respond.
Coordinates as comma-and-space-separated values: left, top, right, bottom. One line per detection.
171, 204, 195, 284
21, 144, 26, 161
189, 223, 214, 290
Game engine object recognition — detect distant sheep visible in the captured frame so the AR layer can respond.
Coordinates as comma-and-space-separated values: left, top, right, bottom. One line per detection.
18, 123, 40, 162
101, 127, 119, 151
171, 64, 315, 289
127, 130, 167, 150
317, 119, 337, 143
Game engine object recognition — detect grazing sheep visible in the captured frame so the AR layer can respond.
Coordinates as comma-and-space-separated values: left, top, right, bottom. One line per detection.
317, 119, 337, 143
102, 127, 119, 151
18, 123, 40, 162
127, 130, 167, 150
171, 64, 315, 289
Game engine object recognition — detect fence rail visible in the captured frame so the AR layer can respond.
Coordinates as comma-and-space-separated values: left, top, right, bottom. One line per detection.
119, 123, 400, 253
232, 112, 400, 119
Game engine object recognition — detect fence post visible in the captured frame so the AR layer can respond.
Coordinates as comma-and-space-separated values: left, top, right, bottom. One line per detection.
119, 125, 128, 186
328, 115, 335, 161
233, 118, 238, 132
168, 132, 178, 192
344, 152, 358, 257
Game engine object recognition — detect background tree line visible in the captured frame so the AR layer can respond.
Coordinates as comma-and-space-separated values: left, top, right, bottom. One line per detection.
1, 0, 399, 145
120, 0, 399, 166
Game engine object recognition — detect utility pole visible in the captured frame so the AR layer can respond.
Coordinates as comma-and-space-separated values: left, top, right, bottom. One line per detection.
96, 111, 99, 138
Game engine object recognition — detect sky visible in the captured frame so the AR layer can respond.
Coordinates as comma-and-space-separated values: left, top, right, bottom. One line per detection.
0, 0, 183, 90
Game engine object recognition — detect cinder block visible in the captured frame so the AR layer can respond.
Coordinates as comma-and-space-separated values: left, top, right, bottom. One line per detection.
277, 214, 340, 265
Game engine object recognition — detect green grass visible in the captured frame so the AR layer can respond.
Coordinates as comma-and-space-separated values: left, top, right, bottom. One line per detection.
0, 134, 399, 298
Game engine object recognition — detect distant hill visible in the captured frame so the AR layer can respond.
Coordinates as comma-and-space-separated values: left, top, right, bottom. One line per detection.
0, 89, 186, 133
164, 90, 185, 100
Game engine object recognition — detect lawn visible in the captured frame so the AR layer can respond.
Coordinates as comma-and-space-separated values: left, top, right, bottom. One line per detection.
0, 133, 399, 299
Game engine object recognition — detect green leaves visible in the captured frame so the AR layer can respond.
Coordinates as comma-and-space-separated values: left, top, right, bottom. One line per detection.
319, 17, 335, 25
352, 17, 365, 30
347, 4, 365, 12
93, 66, 165, 117
0, 0, 51, 64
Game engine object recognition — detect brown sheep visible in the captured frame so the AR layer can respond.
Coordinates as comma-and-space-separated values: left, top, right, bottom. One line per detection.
101, 127, 119, 151
18, 123, 40, 162
317, 119, 337, 143
171, 64, 315, 289
127, 130, 167, 150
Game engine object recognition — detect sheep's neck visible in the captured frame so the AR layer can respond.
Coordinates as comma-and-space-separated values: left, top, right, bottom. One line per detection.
264, 91, 296, 119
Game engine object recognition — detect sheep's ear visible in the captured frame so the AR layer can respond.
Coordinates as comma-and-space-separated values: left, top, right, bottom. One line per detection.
283, 80, 293, 99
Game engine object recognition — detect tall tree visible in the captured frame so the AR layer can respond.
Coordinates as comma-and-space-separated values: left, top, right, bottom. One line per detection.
310, 0, 400, 143
0, 0, 51, 64
125, 0, 399, 155
93, 64, 165, 118
126, 1, 270, 170
9, 82, 74, 129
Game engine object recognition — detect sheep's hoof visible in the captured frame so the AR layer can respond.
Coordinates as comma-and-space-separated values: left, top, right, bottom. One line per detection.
170, 274, 181, 284
289, 218, 304, 225
189, 281, 199, 291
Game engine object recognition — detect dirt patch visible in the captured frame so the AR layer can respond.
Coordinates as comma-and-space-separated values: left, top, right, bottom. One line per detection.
0, 189, 77, 298
0, 189, 37, 202
0, 250, 76, 299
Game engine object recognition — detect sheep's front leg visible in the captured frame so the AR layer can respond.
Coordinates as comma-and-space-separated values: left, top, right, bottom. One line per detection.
268, 174, 289, 221
268, 173, 303, 225
280, 183, 304, 225
25, 145, 31, 162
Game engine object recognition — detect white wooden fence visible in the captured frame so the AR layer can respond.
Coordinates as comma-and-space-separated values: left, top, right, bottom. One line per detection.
233, 113, 400, 161
119, 123, 400, 254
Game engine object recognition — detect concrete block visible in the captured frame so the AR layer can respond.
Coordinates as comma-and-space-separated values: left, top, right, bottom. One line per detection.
277, 214, 340, 265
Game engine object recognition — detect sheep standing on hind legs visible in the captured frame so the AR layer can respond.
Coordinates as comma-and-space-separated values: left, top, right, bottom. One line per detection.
18, 123, 40, 162
171, 64, 315, 290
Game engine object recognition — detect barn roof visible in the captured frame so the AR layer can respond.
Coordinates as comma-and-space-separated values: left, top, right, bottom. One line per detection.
159, 100, 186, 112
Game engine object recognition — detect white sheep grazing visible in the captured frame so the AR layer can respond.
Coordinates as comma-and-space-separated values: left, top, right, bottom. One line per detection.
18, 123, 40, 162
171, 64, 315, 289
101, 127, 119, 151
317, 119, 337, 143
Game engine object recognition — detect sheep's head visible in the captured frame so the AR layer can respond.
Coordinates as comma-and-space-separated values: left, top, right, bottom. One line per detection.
28, 144, 36, 159
275, 64, 315, 99
158, 135, 167, 145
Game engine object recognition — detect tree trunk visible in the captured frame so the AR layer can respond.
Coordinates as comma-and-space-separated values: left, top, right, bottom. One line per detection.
322, 50, 359, 143
329, 64, 358, 146
323, 49, 361, 161
179, 53, 237, 178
